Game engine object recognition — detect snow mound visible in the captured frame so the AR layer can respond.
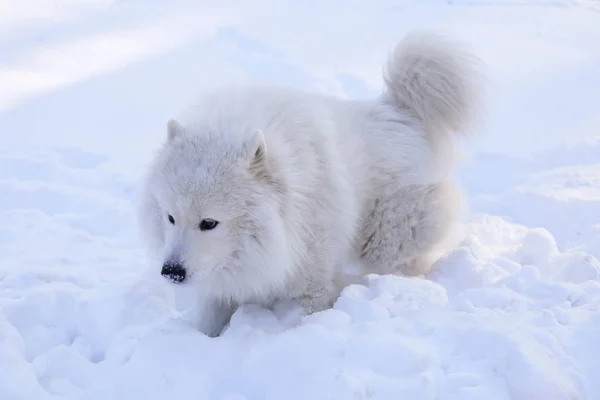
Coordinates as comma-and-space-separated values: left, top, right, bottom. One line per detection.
468, 145, 600, 260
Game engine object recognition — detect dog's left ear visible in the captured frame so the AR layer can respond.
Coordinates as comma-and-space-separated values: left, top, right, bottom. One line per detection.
167, 119, 184, 142
244, 129, 269, 179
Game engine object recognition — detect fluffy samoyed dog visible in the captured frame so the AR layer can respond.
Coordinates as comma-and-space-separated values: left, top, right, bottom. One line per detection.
138, 31, 483, 337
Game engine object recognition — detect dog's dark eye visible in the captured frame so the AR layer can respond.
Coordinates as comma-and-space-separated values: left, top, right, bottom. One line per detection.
199, 219, 219, 231
168, 214, 175, 225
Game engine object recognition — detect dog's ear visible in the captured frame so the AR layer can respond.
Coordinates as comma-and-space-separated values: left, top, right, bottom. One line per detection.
244, 129, 269, 179
167, 119, 184, 142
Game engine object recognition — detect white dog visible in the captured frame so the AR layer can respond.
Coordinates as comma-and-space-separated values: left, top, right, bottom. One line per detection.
138, 31, 483, 337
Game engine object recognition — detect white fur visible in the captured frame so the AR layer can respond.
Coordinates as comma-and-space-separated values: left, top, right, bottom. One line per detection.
383, 30, 483, 136
138, 31, 484, 337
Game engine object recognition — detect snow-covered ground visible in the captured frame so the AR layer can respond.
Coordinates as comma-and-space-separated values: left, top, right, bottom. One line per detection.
2, 1, 600, 399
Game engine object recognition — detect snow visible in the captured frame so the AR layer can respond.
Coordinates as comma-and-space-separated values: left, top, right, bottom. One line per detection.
1, 0, 600, 399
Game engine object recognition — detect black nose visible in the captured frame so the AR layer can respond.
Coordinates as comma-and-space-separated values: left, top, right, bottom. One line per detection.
161, 261, 186, 283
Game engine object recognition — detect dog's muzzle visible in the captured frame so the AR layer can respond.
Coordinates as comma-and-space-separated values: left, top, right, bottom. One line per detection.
161, 261, 187, 283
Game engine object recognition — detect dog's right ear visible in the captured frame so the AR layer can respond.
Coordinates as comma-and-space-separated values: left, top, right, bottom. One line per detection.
167, 119, 184, 142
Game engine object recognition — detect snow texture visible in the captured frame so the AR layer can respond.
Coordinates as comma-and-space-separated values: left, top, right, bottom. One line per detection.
1, 1, 600, 399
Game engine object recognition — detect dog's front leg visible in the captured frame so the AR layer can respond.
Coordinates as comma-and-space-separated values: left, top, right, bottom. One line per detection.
196, 296, 235, 338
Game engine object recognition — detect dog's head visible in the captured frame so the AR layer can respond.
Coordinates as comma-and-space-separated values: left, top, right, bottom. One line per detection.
139, 120, 291, 299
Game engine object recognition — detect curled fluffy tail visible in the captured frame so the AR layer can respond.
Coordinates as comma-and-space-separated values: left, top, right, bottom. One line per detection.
383, 31, 484, 136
